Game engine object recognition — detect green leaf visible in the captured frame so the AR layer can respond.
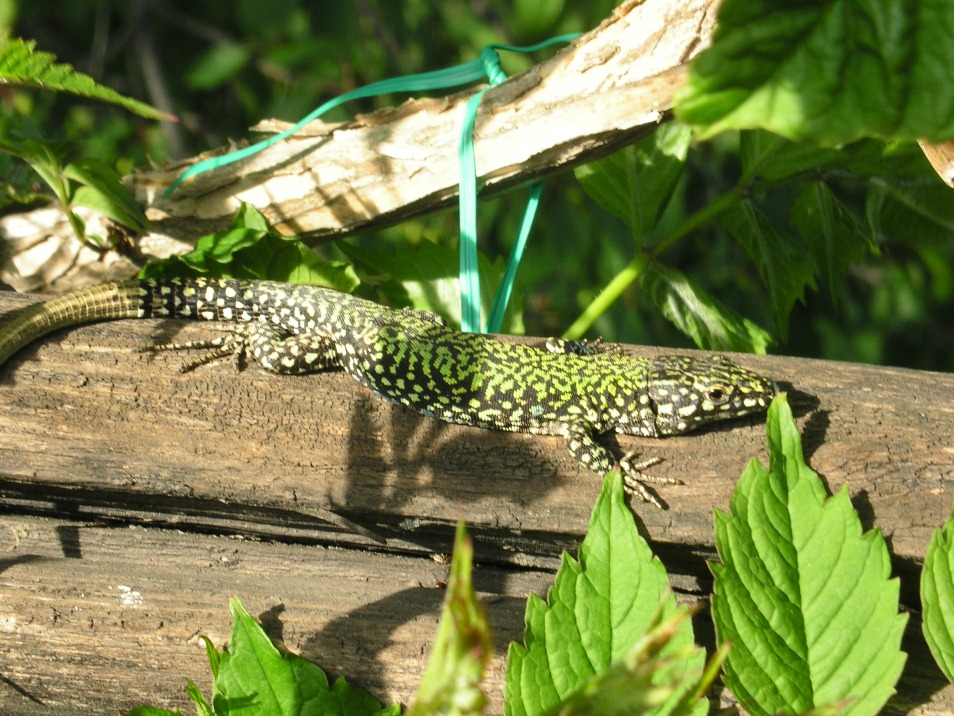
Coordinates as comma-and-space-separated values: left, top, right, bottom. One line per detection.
739, 131, 854, 182
505, 472, 707, 716
551, 608, 723, 716
63, 157, 149, 232
125, 708, 183, 716
720, 201, 816, 341
186, 42, 251, 90
792, 183, 870, 301
675, 0, 954, 144
339, 240, 524, 333
866, 179, 954, 246
185, 678, 215, 716
407, 522, 492, 716
0, 37, 172, 121
141, 204, 360, 292
712, 394, 908, 716
921, 507, 954, 683
575, 122, 691, 242
213, 597, 395, 715
639, 263, 773, 353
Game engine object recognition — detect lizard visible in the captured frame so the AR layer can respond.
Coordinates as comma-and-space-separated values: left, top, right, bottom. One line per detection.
0, 277, 776, 506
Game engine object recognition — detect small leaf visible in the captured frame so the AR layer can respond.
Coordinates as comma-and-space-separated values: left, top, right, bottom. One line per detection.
921, 507, 954, 683
185, 678, 215, 716
739, 131, 854, 182
186, 42, 251, 90
505, 472, 706, 716
866, 179, 954, 246
0, 37, 172, 121
407, 522, 493, 716
712, 394, 908, 716
792, 183, 870, 301
575, 122, 691, 241
676, 0, 954, 144
721, 201, 816, 341
213, 597, 395, 715
140, 204, 360, 292
63, 157, 149, 232
640, 263, 773, 353
124, 708, 183, 716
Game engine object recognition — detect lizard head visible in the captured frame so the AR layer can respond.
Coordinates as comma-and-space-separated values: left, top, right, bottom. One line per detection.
647, 355, 776, 435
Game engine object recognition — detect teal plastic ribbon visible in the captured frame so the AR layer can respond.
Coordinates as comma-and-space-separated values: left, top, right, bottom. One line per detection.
166, 34, 580, 333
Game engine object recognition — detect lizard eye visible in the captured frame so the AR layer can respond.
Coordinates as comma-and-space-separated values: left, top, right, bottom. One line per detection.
705, 386, 729, 405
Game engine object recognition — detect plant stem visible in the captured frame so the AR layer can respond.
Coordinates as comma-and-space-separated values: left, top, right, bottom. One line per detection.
563, 187, 745, 339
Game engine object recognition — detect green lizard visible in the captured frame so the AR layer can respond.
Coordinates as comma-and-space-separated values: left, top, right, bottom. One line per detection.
0, 277, 775, 505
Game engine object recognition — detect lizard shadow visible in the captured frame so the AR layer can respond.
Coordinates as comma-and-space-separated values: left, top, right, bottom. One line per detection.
341, 393, 568, 529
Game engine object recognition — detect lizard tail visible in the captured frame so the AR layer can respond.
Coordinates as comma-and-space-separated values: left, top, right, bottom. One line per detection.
0, 280, 148, 367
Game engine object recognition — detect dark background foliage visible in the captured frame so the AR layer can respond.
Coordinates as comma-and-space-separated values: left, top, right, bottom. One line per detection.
4, 0, 953, 371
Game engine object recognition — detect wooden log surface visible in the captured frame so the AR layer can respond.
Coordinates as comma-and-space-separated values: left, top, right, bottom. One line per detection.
0, 289, 952, 713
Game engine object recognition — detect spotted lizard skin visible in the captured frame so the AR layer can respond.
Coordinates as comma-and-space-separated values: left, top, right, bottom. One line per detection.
0, 278, 776, 504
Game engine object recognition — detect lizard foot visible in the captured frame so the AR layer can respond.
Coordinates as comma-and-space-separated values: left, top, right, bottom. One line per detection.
142, 327, 248, 373
619, 450, 683, 508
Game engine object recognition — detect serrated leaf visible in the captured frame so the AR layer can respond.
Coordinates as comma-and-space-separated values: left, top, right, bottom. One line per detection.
407, 522, 492, 716
575, 122, 691, 241
712, 394, 908, 716
921, 507, 954, 683
338, 240, 524, 333
739, 131, 854, 182
140, 204, 359, 292
213, 597, 395, 716
721, 202, 816, 341
0, 37, 172, 121
866, 179, 954, 246
792, 183, 870, 301
676, 1, 954, 144
555, 608, 721, 716
640, 263, 773, 353
505, 472, 706, 716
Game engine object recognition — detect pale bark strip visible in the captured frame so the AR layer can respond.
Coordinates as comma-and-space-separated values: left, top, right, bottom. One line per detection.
1, 0, 719, 292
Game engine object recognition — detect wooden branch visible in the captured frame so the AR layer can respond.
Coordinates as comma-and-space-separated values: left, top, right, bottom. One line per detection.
132, 0, 717, 243
0, 0, 719, 292
1, 290, 952, 712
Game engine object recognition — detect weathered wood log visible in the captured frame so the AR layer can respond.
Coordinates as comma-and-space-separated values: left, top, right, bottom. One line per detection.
0, 289, 952, 713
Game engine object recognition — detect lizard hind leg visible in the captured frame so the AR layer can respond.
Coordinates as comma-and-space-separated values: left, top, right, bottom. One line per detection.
144, 323, 341, 375
143, 324, 249, 372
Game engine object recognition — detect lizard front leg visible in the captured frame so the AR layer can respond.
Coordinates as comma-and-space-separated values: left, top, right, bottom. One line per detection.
561, 422, 677, 508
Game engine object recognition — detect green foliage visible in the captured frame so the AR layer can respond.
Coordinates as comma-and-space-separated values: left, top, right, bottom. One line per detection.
340, 239, 523, 333
6, 1, 953, 369
639, 263, 772, 353
0, 131, 148, 247
141, 204, 359, 292
676, 0, 954, 143
0, 37, 171, 120
505, 472, 710, 716
129, 597, 399, 716
407, 522, 492, 715
921, 508, 954, 683
712, 394, 908, 715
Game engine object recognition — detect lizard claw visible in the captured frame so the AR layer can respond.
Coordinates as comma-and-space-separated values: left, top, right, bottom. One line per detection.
618, 450, 682, 508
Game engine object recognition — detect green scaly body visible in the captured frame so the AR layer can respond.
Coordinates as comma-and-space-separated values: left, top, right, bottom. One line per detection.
0, 278, 776, 504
